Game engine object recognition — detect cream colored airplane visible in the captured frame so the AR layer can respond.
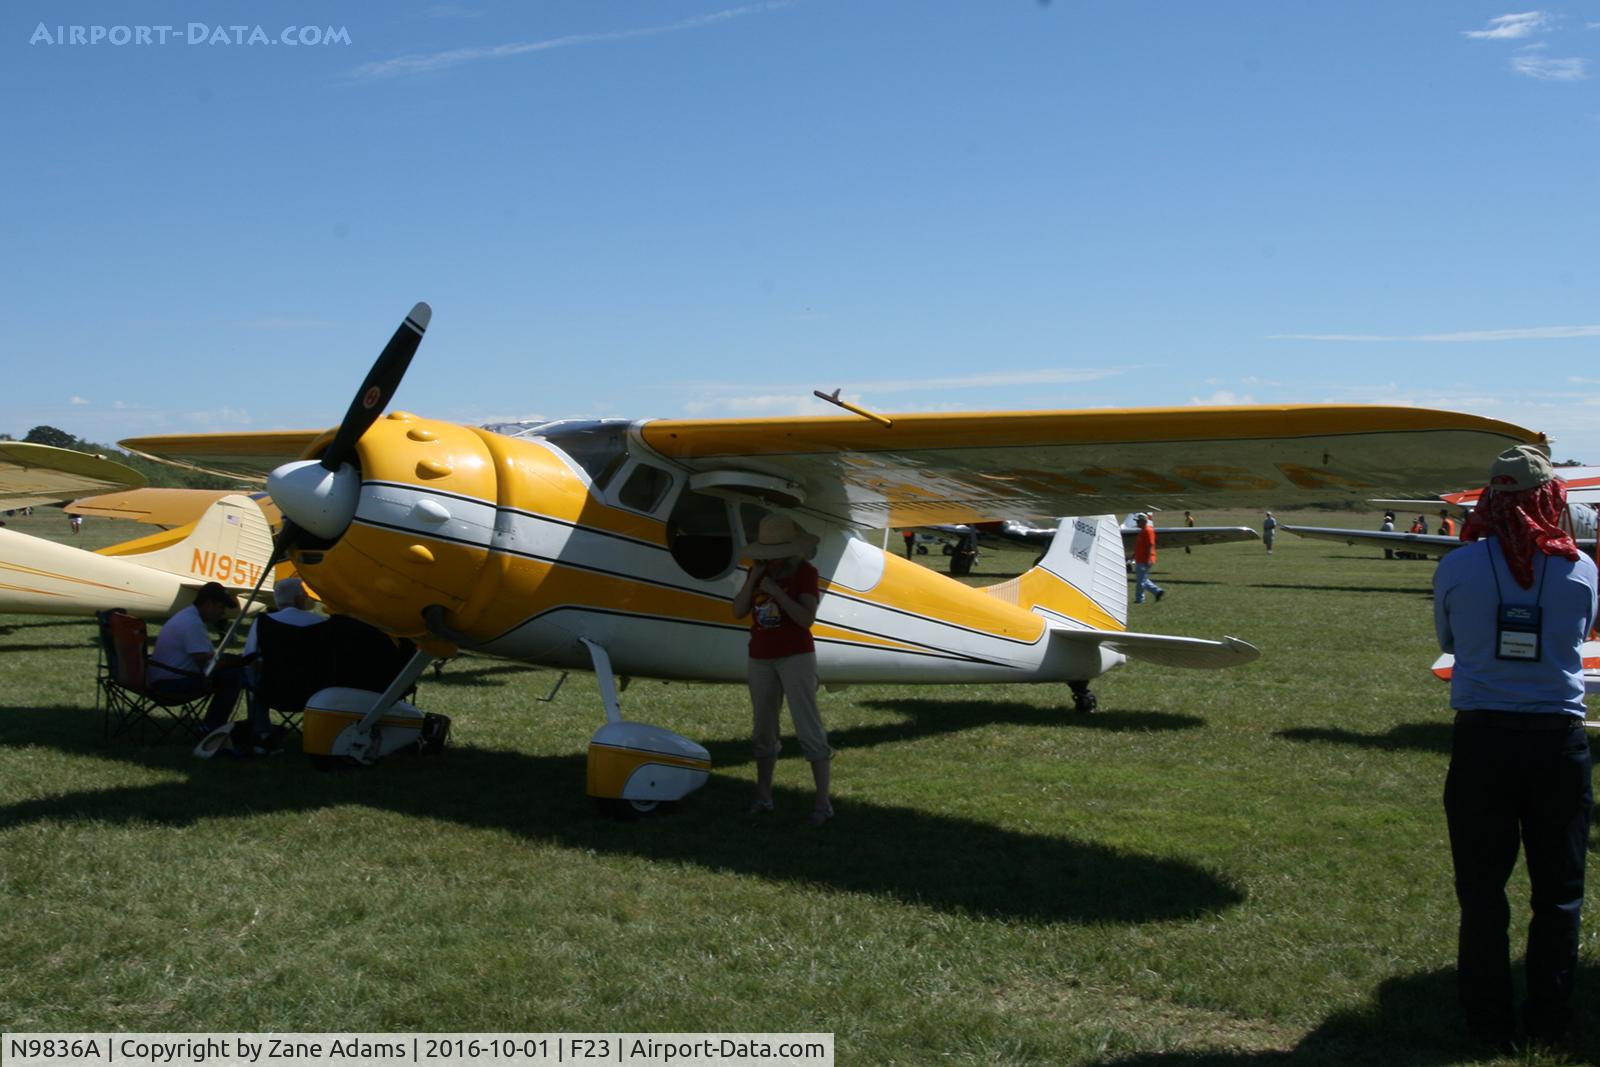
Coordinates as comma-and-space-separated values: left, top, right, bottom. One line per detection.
118, 303, 1546, 808
0, 494, 274, 618
0, 442, 278, 621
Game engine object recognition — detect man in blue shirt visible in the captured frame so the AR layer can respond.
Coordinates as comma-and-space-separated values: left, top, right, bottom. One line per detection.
1434, 445, 1597, 1049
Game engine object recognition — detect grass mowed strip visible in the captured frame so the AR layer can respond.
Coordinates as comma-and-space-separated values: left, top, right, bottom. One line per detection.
0, 508, 1593, 1064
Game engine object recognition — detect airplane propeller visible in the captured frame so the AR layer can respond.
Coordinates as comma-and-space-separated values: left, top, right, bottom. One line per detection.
206, 302, 431, 674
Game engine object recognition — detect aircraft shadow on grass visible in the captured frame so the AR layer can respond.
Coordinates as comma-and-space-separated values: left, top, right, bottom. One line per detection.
1276, 722, 1452, 756
0, 704, 1242, 926
1247, 583, 1433, 597
424, 662, 534, 688
691, 699, 1203, 774
1104, 963, 1600, 1066
0, 618, 96, 636
0, 642, 98, 655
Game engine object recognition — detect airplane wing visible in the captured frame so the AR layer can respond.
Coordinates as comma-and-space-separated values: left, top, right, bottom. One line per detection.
639, 405, 1544, 529
118, 430, 326, 482
67, 486, 283, 528
122, 405, 1541, 530
1126, 526, 1257, 551
1281, 525, 1464, 558
0, 441, 146, 510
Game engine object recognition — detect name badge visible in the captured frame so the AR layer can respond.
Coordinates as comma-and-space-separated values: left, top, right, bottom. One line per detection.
1496, 604, 1542, 661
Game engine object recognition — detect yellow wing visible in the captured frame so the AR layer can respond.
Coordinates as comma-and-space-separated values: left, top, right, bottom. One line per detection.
68, 486, 284, 529
0, 441, 146, 510
121, 405, 1544, 529
638, 404, 1542, 527
118, 429, 328, 482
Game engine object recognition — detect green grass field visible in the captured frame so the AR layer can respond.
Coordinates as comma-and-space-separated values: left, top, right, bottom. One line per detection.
0, 508, 1594, 1066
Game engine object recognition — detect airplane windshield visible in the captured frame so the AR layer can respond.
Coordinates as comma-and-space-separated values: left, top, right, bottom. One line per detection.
481, 418, 631, 488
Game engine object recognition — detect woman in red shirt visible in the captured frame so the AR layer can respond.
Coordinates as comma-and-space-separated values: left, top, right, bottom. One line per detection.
733, 515, 833, 826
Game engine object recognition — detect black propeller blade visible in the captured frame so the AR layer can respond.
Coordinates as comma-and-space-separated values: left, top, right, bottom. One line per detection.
321, 302, 431, 472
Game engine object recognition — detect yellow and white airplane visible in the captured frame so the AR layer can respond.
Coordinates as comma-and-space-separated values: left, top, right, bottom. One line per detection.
118, 304, 1545, 806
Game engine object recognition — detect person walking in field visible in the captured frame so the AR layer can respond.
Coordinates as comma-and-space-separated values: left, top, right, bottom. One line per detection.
1262, 511, 1276, 554
1132, 514, 1164, 603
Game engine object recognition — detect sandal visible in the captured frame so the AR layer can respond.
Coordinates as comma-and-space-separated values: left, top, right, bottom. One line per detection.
806, 805, 834, 827
746, 798, 775, 815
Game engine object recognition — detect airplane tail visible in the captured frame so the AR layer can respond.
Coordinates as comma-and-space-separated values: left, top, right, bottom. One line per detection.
96, 493, 274, 591
982, 515, 1258, 670
979, 515, 1128, 631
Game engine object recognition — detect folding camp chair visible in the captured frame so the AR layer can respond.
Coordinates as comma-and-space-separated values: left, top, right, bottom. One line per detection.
96, 609, 210, 741
250, 614, 417, 733
250, 615, 332, 733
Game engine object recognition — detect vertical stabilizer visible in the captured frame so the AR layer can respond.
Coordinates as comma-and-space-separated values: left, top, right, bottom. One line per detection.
980, 515, 1127, 631
107, 494, 275, 591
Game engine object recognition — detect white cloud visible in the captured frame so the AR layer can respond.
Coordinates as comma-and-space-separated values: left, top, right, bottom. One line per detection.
1188, 391, 1256, 406
1269, 325, 1600, 343
1463, 11, 1550, 39
1512, 45, 1588, 80
69, 396, 89, 405
351, 1, 792, 81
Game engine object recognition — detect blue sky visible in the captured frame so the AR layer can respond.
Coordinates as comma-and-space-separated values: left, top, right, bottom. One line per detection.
5, 2, 1600, 460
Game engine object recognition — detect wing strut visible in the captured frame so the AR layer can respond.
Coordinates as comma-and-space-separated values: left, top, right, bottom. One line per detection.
346, 647, 437, 764
580, 637, 624, 724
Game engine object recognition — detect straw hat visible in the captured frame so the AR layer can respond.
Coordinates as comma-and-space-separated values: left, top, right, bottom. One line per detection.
745, 514, 819, 560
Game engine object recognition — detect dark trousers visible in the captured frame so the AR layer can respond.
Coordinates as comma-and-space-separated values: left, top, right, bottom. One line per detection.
1444, 714, 1593, 1040
150, 664, 265, 735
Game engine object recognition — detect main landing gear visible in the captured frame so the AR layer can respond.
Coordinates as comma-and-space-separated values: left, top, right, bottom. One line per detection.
1068, 680, 1098, 715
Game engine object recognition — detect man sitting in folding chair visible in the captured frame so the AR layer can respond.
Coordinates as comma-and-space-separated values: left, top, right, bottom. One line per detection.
242, 577, 329, 732
148, 581, 270, 748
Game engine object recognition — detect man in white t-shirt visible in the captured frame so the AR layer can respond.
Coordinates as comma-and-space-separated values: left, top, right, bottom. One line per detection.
148, 581, 263, 741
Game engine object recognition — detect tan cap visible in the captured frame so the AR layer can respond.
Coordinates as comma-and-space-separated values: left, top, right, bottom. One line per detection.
1487, 445, 1554, 492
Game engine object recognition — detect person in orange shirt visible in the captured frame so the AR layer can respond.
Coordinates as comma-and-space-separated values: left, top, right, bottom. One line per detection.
1439, 509, 1457, 538
1133, 514, 1165, 604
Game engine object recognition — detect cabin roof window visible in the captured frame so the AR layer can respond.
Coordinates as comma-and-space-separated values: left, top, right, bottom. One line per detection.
484, 419, 631, 488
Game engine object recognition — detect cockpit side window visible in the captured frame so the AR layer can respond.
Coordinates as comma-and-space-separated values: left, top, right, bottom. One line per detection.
618, 463, 675, 513
668, 489, 737, 580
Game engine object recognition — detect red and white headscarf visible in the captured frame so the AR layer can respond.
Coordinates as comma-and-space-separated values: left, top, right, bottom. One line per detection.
1460, 478, 1579, 588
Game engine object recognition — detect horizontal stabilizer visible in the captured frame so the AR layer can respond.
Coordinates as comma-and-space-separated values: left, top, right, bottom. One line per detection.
1050, 625, 1260, 669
